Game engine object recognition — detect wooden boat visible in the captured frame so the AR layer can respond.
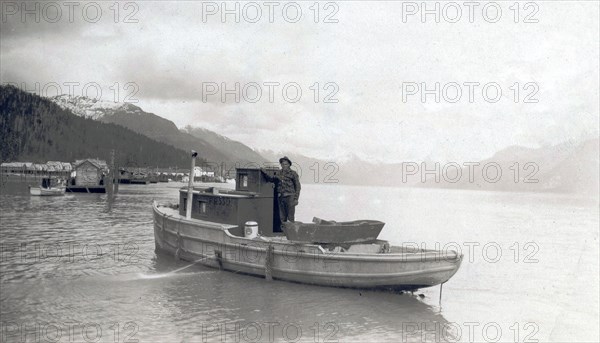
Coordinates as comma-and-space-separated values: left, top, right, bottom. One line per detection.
152, 161, 462, 291
282, 217, 385, 244
29, 177, 66, 196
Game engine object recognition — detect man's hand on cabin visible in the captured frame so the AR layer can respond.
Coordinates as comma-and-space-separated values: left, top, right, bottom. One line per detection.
260, 168, 275, 182
293, 199, 299, 206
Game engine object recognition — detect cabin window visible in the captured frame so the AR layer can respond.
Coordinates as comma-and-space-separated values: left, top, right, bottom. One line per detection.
240, 174, 248, 188
198, 200, 207, 215
182, 198, 187, 211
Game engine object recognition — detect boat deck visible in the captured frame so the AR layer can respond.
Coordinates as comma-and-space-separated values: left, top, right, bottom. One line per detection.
155, 204, 436, 256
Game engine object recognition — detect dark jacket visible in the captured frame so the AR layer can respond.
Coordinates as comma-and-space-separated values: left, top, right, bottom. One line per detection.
263, 169, 301, 201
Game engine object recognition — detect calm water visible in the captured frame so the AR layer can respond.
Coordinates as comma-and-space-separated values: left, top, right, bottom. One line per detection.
1, 182, 598, 342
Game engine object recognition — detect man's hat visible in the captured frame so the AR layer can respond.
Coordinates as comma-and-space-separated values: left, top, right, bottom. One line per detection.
279, 156, 292, 165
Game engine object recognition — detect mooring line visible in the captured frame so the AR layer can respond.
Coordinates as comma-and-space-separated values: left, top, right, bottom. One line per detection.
169, 256, 211, 274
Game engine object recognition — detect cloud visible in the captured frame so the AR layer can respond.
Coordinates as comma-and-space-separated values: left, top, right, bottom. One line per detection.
1, 1, 598, 163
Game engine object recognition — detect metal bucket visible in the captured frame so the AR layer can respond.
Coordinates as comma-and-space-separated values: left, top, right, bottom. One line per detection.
244, 221, 258, 239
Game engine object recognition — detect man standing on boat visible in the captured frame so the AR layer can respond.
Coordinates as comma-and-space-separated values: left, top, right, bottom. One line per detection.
261, 156, 301, 225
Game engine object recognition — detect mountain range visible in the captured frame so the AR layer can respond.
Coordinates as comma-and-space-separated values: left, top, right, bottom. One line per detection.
418, 138, 599, 194
260, 138, 599, 195
0, 85, 191, 167
1, 86, 596, 195
50, 94, 266, 167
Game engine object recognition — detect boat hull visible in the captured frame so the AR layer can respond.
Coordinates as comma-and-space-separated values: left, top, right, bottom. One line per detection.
30, 187, 66, 196
153, 203, 462, 291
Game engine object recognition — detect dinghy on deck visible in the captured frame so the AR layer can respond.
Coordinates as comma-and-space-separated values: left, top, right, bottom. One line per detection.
282, 218, 385, 244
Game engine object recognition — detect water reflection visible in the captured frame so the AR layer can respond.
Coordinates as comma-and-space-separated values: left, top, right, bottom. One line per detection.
2, 181, 597, 342
144, 252, 454, 342
104, 192, 117, 213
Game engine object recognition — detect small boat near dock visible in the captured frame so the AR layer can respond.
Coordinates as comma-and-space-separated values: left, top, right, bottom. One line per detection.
29, 177, 66, 196
153, 156, 462, 291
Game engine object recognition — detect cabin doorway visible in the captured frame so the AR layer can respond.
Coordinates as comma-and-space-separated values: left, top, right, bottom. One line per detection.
273, 192, 283, 233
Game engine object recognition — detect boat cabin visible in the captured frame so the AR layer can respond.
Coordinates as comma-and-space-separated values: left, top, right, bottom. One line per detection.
179, 167, 282, 237
41, 177, 62, 189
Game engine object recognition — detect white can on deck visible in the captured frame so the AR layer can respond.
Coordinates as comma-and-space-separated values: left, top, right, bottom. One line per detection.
244, 221, 258, 239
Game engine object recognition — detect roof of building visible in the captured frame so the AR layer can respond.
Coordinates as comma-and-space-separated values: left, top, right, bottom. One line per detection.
74, 159, 108, 170
1, 161, 72, 171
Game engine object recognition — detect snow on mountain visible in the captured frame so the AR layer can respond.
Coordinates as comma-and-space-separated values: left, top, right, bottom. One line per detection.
47, 94, 267, 165
49, 95, 143, 120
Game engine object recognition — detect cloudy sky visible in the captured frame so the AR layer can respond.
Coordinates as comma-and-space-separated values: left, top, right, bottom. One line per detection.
1, 1, 598, 163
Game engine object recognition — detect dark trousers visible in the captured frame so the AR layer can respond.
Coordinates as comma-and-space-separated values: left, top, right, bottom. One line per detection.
278, 195, 296, 223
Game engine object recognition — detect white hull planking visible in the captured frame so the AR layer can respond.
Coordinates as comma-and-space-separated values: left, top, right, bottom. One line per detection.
153, 202, 463, 291
30, 187, 66, 196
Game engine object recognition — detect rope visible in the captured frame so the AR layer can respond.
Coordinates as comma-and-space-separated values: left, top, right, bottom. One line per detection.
215, 250, 223, 270
265, 245, 274, 281
175, 230, 182, 260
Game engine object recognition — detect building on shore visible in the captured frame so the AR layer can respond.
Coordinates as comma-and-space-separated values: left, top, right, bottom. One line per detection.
1, 161, 72, 180
118, 167, 150, 184
194, 166, 215, 178
72, 159, 108, 185
67, 159, 109, 193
